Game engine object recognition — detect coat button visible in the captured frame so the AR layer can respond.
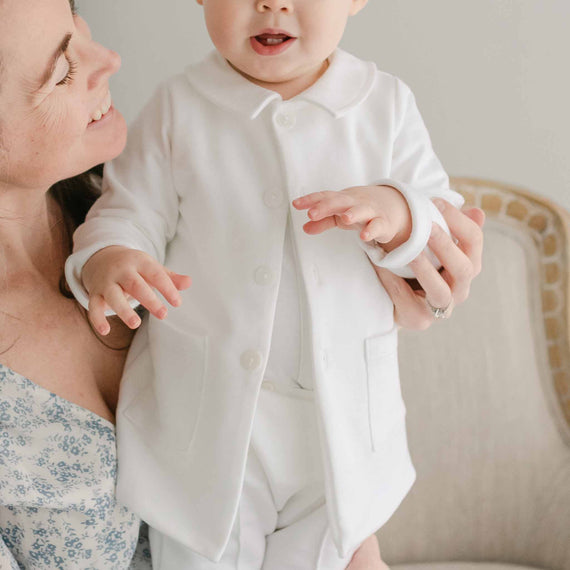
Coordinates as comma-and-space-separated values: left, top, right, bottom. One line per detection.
241, 350, 263, 371
263, 189, 284, 209
275, 112, 296, 129
254, 266, 275, 286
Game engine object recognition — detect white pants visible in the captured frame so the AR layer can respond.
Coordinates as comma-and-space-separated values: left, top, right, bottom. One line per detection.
150, 384, 357, 569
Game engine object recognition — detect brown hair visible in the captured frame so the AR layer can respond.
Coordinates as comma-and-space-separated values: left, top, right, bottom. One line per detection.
48, 164, 103, 297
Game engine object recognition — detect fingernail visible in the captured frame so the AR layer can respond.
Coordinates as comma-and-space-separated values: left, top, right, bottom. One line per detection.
129, 316, 141, 328
308, 208, 318, 219
99, 325, 109, 336
158, 307, 168, 319
362, 232, 370, 241
433, 198, 446, 213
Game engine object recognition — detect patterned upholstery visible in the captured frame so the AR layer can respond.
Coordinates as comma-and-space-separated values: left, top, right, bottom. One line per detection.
392, 562, 537, 570
378, 179, 570, 570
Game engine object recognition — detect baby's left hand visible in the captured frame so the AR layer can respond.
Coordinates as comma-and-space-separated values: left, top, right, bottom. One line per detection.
293, 185, 412, 251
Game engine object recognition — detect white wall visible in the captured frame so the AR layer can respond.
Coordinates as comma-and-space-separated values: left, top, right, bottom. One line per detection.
78, 0, 570, 209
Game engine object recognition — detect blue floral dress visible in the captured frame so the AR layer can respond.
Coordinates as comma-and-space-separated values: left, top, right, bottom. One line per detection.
0, 364, 152, 569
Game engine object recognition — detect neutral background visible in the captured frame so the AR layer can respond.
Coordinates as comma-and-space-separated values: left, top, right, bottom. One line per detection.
77, 0, 570, 210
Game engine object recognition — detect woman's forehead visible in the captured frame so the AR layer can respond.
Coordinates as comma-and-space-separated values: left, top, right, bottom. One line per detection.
0, 0, 73, 89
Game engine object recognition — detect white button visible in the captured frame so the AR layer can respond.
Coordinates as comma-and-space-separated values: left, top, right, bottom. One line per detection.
254, 266, 275, 286
275, 112, 296, 129
263, 189, 284, 209
241, 350, 263, 371
262, 381, 276, 391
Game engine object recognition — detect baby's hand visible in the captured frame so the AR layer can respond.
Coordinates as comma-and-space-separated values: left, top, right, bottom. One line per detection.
81, 246, 192, 336
293, 185, 412, 251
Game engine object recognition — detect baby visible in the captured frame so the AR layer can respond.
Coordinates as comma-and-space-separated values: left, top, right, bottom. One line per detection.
66, 0, 463, 568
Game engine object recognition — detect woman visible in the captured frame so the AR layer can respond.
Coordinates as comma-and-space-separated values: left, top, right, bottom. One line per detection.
0, 0, 150, 567
0, 0, 483, 567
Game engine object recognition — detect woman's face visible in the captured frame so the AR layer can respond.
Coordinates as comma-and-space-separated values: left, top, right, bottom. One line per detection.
0, 0, 126, 191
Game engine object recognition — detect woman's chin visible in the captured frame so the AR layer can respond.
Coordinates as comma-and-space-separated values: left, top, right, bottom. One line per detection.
87, 107, 128, 165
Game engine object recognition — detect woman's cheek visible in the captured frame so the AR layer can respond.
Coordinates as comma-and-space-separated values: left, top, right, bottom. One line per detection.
34, 95, 84, 150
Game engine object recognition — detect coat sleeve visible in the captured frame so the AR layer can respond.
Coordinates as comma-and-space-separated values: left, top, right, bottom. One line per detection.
65, 82, 180, 310
359, 77, 464, 278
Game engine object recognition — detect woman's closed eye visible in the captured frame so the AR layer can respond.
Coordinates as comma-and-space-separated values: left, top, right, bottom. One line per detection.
55, 54, 77, 87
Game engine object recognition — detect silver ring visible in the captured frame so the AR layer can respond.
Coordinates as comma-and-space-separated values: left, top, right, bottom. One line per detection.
425, 298, 453, 320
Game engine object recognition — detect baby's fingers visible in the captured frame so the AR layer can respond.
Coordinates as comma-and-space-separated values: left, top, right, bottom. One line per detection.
140, 265, 183, 308
88, 295, 112, 336
168, 271, 192, 291
292, 191, 336, 211
303, 217, 338, 235
103, 285, 142, 330
294, 192, 354, 220
359, 213, 393, 243
120, 274, 168, 320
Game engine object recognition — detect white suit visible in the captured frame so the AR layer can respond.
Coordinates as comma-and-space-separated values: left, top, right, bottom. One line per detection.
66, 49, 463, 562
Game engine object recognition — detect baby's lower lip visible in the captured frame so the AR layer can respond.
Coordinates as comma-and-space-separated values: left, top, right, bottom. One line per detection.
250, 34, 296, 56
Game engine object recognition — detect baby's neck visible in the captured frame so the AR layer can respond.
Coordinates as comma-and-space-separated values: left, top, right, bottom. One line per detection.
229, 59, 330, 101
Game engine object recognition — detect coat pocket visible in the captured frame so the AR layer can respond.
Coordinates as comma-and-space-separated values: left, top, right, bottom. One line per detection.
364, 328, 406, 451
123, 320, 208, 452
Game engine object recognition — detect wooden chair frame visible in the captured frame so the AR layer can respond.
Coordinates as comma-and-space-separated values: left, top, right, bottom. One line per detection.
451, 177, 570, 434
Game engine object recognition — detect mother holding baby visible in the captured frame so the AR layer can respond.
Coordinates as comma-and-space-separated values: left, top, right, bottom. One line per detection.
0, 0, 483, 568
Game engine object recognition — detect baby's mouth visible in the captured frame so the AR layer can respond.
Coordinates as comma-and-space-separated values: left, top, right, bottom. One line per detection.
254, 33, 294, 47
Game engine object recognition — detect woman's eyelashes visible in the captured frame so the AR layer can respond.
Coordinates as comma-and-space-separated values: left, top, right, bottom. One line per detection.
56, 55, 77, 87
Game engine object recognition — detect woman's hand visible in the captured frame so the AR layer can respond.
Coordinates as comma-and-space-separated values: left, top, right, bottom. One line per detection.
374, 199, 485, 330
346, 535, 390, 569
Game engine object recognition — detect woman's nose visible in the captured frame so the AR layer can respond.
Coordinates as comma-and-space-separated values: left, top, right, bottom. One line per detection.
86, 43, 121, 91
256, 0, 294, 14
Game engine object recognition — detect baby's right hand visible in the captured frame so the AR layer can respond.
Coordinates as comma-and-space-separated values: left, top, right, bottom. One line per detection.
81, 246, 192, 336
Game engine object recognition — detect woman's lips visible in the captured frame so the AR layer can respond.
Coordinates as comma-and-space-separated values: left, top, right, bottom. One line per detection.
87, 105, 115, 129
250, 33, 296, 56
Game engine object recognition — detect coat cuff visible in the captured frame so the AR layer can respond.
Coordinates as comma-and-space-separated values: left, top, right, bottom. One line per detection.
359, 179, 464, 278
65, 241, 143, 316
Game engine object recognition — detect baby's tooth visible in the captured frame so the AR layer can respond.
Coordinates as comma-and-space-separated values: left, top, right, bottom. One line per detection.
93, 110, 103, 121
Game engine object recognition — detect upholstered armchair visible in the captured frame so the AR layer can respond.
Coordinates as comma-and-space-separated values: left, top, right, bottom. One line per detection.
378, 178, 570, 570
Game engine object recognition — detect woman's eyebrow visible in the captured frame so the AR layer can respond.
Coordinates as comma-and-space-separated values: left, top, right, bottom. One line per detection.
37, 33, 73, 90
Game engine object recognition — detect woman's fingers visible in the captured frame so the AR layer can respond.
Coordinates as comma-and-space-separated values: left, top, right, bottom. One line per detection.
373, 266, 433, 330
463, 206, 486, 228
424, 224, 472, 304
434, 199, 484, 274
346, 535, 390, 570
408, 250, 454, 309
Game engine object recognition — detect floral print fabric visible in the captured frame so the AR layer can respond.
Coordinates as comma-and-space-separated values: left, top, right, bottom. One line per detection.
0, 365, 152, 569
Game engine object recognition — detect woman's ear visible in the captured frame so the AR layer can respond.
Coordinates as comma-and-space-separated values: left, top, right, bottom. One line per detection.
349, 0, 368, 16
